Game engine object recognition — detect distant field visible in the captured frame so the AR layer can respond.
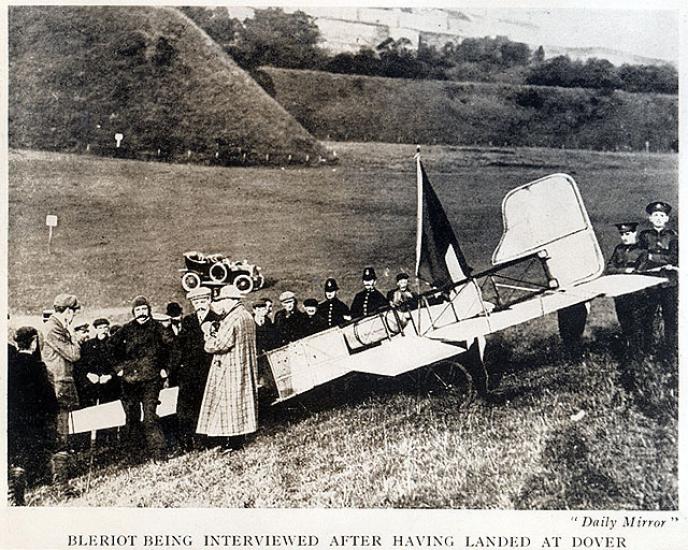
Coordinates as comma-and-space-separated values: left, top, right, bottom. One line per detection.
263, 68, 678, 152
9, 145, 677, 508
8, 144, 677, 316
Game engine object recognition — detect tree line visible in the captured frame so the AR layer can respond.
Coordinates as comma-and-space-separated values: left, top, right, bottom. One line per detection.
180, 7, 678, 95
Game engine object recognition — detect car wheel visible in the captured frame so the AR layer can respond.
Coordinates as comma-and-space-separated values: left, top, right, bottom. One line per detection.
209, 262, 229, 283
181, 272, 202, 292
233, 274, 254, 294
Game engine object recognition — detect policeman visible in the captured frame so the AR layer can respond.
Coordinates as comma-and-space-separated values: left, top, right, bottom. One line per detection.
317, 278, 352, 328
638, 201, 678, 352
606, 222, 646, 351
350, 267, 388, 319
274, 291, 308, 344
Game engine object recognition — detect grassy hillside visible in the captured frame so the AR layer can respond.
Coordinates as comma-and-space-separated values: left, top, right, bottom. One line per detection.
27, 326, 677, 508
8, 7, 330, 165
262, 68, 678, 152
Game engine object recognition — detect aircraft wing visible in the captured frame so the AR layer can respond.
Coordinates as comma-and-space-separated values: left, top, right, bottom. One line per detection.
423, 274, 666, 344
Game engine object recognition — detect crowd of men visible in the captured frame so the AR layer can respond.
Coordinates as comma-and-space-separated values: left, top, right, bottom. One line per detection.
6, 201, 677, 505
6, 266, 418, 504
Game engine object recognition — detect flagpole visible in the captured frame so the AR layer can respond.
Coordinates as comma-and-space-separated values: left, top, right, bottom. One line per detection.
414, 146, 423, 331
414, 145, 423, 280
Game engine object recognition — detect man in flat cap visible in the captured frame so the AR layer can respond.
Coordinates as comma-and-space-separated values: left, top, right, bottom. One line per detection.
302, 298, 328, 337
274, 291, 308, 344
638, 201, 678, 352
197, 285, 258, 450
108, 295, 174, 461
41, 293, 82, 495
350, 267, 388, 319
73, 322, 90, 344
387, 272, 419, 311
317, 278, 351, 328
606, 222, 648, 352
174, 287, 220, 451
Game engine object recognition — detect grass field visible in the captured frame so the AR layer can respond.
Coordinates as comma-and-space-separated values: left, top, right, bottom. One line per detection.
8, 144, 678, 508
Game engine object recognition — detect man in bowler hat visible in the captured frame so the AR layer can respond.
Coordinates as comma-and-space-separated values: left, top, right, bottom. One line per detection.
274, 291, 308, 344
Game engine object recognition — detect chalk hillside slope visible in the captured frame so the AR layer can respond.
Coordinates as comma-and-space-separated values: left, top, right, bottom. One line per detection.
9, 6, 329, 164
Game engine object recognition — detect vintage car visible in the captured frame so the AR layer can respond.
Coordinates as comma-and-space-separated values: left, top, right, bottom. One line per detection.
179, 251, 264, 294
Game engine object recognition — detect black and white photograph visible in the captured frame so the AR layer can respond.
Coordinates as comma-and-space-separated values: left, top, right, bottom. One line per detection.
1, 1, 685, 547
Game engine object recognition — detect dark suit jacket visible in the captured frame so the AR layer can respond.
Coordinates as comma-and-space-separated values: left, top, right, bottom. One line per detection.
177, 310, 220, 388
350, 288, 388, 319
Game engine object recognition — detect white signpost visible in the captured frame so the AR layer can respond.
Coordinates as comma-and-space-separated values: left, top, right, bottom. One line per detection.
46, 214, 58, 252
114, 132, 124, 148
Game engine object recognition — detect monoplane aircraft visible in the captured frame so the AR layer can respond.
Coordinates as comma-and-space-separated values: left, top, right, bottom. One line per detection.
261, 151, 666, 403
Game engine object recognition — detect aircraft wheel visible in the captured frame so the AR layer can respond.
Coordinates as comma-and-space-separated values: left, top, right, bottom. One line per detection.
181, 272, 201, 292
233, 274, 254, 294
432, 360, 476, 408
209, 262, 229, 283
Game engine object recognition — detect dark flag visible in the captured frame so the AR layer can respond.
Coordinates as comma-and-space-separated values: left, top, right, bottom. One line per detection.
415, 156, 472, 287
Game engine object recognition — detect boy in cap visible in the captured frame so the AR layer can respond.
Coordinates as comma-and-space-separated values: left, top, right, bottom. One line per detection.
41, 293, 82, 495
350, 267, 387, 319
302, 298, 328, 337
606, 222, 647, 352
638, 201, 678, 352
317, 278, 351, 328
386, 272, 418, 310
274, 291, 308, 344
175, 287, 220, 451
108, 295, 174, 461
